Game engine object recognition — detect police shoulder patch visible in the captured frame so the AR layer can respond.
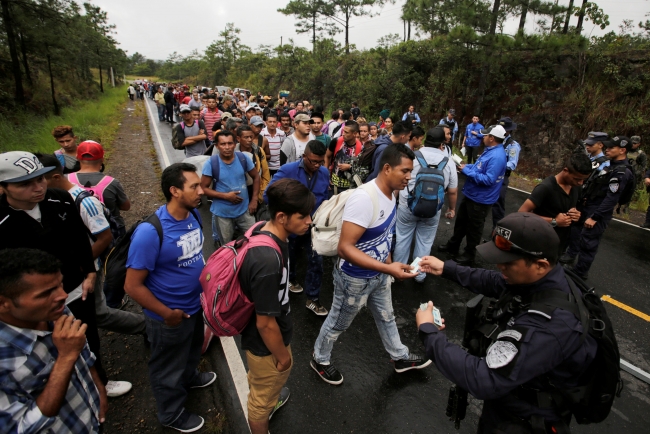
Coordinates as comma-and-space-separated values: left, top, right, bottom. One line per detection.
486, 341, 518, 369
609, 182, 619, 193
509, 149, 517, 157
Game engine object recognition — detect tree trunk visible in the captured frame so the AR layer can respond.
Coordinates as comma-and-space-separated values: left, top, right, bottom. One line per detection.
474, 0, 501, 115
97, 50, 104, 93
549, 0, 559, 33
408, 20, 411, 40
345, 14, 350, 54
312, 12, 317, 52
19, 32, 32, 86
518, 1, 529, 33
46, 52, 60, 116
575, 0, 587, 33
563, 0, 575, 33
1, 0, 25, 106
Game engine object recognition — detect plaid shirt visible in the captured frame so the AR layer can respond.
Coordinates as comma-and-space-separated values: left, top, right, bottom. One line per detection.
0, 309, 100, 434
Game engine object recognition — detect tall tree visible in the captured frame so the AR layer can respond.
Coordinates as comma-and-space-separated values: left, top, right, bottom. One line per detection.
278, 0, 339, 52
327, 0, 386, 54
1, 0, 25, 105
562, 0, 574, 33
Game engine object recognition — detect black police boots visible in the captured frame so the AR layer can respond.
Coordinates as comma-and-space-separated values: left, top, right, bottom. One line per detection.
455, 252, 475, 266
438, 243, 459, 255
558, 253, 576, 265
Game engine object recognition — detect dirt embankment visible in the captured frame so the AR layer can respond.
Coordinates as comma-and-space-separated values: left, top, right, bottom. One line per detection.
99, 97, 227, 433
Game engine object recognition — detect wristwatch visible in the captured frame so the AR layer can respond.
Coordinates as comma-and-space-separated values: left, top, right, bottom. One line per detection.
551, 218, 557, 227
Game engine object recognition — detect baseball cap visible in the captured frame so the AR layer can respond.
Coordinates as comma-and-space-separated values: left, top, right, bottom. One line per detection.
76, 140, 104, 161
605, 135, 633, 151
497, 117, 517, 131
294, 113, 312, 123
222, 112, 233, 120
179, 104, 191, 113
476, 212, 560, 264
0, 151, 55, 183
245, 105, 257, 113
631, 135, 641, 144
584, 131, 608, 145
480, 125, 507, 139
448, 109, 456, 115
249, 116, 265, 127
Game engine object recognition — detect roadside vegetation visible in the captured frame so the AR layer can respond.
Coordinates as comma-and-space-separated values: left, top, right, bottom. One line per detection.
0, 84, 127, 154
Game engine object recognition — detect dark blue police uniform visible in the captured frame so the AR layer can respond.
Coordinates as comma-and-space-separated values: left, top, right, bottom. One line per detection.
566, 158, 634, 277
419, 262, 597, 433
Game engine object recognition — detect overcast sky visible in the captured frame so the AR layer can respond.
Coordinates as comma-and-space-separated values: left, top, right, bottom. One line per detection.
91, 0, 649, 61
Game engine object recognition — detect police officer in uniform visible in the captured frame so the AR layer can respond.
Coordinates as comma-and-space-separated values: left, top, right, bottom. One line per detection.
492, 117, 521, 229
416, 212, 597, 434
628, 136, 646, 187
561, 136, 635, 279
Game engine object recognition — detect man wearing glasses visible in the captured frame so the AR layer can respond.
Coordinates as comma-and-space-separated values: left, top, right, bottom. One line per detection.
416, 212, 598, 434
264, 140, 330, 315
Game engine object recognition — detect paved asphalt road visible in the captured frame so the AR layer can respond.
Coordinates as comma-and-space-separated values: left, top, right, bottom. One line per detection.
144, 96, 650, 434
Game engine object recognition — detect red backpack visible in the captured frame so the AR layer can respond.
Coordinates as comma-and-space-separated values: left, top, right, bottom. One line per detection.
199, 222, 281, 337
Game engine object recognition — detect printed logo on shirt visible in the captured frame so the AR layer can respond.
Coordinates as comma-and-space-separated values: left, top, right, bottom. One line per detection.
58, 212, 67, 221
177, 228, 202, 263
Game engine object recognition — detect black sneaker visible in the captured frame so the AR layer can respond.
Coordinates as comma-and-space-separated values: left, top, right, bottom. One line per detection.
455, 252, 475, 266
269, 386, 290, 420
165, 411, 204, 433
437, 243, 458, 255
189, 372, 217, 389
310, 359, 343, 385
393, 354, 432, 373
558, 253, 576, 264
306, 299, 328, 316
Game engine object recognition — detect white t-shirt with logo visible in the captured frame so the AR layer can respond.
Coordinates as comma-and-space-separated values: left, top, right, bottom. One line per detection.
339, 180, 397, 279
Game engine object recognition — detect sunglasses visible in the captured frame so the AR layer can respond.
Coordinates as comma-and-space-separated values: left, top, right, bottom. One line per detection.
493, 234, 545, 259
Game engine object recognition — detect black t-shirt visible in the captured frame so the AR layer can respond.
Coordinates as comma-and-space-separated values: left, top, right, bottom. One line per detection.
239, 230, 292, 356
528, 175, 580, 250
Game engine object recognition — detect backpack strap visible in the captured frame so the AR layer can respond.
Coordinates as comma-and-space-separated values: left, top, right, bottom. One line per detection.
91, 175, 114, 203
414, 151, 428, 169
210, 154, 221, 183
143, 213, 164, 248
436, 157, 449, 170
359, 183, 380, 225
68, 172, 80, 186
235, 151, 248, 172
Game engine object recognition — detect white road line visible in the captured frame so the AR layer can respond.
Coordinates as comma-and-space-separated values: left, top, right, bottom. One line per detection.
143, 98, 171, 168
220, 337, 250, 419
507, 185, 648, 230
143, 95, 250, 428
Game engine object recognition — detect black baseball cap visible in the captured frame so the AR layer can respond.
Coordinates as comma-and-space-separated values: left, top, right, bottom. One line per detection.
605, 135, 633, 151
476, 213, 560, 264
584, 131, 608, 145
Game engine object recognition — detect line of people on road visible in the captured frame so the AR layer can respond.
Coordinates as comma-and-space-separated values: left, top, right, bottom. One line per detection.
0, 87, 646, 434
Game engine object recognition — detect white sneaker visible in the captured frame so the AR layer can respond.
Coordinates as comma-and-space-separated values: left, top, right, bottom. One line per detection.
105, 380, 132, 398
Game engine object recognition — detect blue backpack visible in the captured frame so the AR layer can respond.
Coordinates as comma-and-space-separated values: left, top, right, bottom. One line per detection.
407, 152, 448, 218
209, 152, 248, 183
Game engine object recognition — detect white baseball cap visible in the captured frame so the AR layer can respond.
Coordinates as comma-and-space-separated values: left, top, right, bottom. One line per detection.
480, 125, 507, 139
0, 151, 55, 183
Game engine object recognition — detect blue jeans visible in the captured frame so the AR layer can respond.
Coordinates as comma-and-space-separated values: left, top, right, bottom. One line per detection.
313, 267, 409, 364
288, 231, 323, 300
157, 103, 165, 121
211, 212, 255, 244
145, 312, 203, 425
393, 204, 441, 282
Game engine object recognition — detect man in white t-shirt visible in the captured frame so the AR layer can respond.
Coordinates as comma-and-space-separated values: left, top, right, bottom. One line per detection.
393, 134, 459, 283
261, 112, 286, 176
311, 144, 432, 385
279, 113, 315, 165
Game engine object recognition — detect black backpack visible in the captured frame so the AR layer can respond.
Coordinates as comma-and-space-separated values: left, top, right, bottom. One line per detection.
103, 210, 201, 299
532, 270, 623, 424
74, 190, 124, 258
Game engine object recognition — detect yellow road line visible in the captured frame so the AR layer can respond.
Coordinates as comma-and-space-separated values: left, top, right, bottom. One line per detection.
601, 295, 650, 322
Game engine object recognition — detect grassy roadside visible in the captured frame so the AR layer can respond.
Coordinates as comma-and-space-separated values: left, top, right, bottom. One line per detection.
0, 85, 128, 154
